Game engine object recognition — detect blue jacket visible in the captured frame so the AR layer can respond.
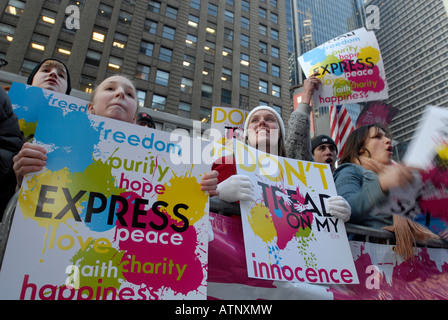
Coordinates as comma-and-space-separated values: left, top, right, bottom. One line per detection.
333, 163, 393, 229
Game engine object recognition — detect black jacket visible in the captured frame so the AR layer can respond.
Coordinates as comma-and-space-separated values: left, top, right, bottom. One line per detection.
0, 87, 23, 219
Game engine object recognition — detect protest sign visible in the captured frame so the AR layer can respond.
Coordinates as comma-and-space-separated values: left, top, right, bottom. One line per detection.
233, 140, 358, 284
211, 106, 247, 142
0, 105, 210, 300
298, 28, 388, 107
8, 82, 88, 138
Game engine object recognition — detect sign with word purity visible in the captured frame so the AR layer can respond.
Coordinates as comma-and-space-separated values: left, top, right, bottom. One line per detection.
234, 140, 358, 284
298, 27, 388, 107
0, 106, 211, 300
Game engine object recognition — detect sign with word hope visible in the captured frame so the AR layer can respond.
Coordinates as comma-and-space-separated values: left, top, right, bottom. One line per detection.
0, 105, 211, 300
234, 140, 358, 284
211, 106, 247, 142
298, 27, 388, 107
8, 82, 89, 138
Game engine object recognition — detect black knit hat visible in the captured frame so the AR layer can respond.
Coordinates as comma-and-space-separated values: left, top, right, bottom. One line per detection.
26, 58, 71, 94
311, 135, 338, 154
136, 112, 156, 128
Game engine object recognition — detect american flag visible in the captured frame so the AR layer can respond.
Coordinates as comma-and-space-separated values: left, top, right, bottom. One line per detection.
330, 105, 354, 157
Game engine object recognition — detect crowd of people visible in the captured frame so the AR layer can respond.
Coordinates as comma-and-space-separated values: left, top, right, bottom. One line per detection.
0, 58, 439, 260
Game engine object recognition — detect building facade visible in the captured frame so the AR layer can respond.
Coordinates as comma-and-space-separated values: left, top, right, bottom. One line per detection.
0, 0, 291, 134
366, 0, 448, 145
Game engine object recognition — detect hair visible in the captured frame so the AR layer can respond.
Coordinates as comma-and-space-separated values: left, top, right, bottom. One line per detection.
90, 75, 138, 115
338, 123, 392, 165
27, 58, 72, 94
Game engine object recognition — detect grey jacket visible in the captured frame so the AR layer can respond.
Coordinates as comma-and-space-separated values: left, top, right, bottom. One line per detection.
285, 103, 313, 162
333, 163, 393, 229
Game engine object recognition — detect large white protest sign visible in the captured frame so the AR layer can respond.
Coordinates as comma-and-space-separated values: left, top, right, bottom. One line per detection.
234, 140, 358, 284
298, 27, 388, 107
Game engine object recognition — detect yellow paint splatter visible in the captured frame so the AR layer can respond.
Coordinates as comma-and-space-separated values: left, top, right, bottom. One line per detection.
358, 46, 380, 65
157, 167, 208, 226
437, 145, 448, 161
248, 203, 277, 243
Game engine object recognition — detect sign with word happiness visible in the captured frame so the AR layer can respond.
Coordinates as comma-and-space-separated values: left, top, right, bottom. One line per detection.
234, 140, 359, 284
0, 105, 211, 300
298, 27, 388, 107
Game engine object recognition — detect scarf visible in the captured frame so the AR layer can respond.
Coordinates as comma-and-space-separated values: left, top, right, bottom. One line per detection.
356, 156, 439, 260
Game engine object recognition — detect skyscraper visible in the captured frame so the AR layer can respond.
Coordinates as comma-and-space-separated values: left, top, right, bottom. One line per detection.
366, 0, 448, 145
0, 0, 291, 133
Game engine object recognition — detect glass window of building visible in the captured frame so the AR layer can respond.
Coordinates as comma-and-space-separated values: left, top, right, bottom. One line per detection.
259, 60, 268, 73
200, 107, 211, 123
155, 70, 170, 86
118, 11, 132, 26
272, 65, 280, 77
183, 54, 195, 69
240, 53, 249, 66
225, 10, 234, 23
271, 46, 279, 58
30, 33, 48, 52
0, 23, 15, 43
137, 90, 146, 108
166, 6, 177, 20
272, 105, 281, 115
206, 22, 216, 34
159, 47, 173, 62
221, 89, 231, 104
151, 94, 166, 111
224, 28, 233, 41
181, 77, 193, 94
179, 102, 191, 118
240, 73, 249, 88
259, 24, 267, 36
20, 60, 38, 77
98, 3, 113, 19
226, 0, 235, 6
223, 47, 232, 58
271, 29, 278, 41
140, 41, 154, 56
259, 80, 268, 94
92, 30, 106, 43
148, 1, 161, 13
201, 84, 212, 99
188, 15, 199, 28
204, 41, 215, 55
272, 84, 280, 97
85, 50, 102, 66
79, 75, 95, 94
259, 41, 267, 54
162, 26, 175, 40
136, 64, 151, 81
55, 39, 72, 56
270, 0, 277, 8
113, 33, 127, 49
190, 0, 201, 10
108, 57, 123, 71
4, 0, 25, 16
241, 0, 250, 12
259, 8, 267, 19
208, 3, 218, 16
144, 19, 157, 34
40, 9, 57, 25
185, 34, 197, 48
270, 13, 278, 24
222, 67, 232, 82
241, 16, 249, 30
241, 34, 249, 48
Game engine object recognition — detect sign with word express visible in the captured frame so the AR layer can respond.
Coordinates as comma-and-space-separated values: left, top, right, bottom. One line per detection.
298, 27, 388, 107
9, 82, 89, 138
0, 106, 210, 300
234, 140, 358, 284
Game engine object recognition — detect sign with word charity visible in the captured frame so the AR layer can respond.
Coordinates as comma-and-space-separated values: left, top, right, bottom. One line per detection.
9, 82, 88, 139
234, 140, 358, 284
0, 106, 210, 300
298, 28, 388, 107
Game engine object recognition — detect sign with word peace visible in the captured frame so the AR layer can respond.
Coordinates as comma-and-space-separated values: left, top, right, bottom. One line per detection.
9, 82, 89, 139
298, 28, 388, 107
234, 140, 358, 284
0, 105, 210, 300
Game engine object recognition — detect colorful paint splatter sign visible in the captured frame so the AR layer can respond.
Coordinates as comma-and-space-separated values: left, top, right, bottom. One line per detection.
0, 106, 210, 300
298, 27, 388, 107
234, 140, 358, 284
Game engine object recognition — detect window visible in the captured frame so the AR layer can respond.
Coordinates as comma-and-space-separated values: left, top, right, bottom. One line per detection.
259, 41, 267, 54
272, 84, 280, 97
4, 0, 25, 16
148, 1, 161, 13
270, 0, 277, 8
85, 50, 102, 66
113, 33, 127, 49
30, 33, 48, 52
92, 30, 106, 43
241, 34, 249, 47
79, 75, 95, 94
159, 47, 172, 62
225, 10, 234, 23
162, 26, 175, 40
202, 84, 212, 99
98, 4, 113, 19
259, 8, 267, 19
223, 47, 232, 58
108, 57, 122, 71
166, 6, 177, 20
118, 11, 132, 26
272, 65, 280, 77
203, 61, 214, 77
259, 25, 267, 36
259, 60, 268, 73
242, 0, 250, 12
200, 107, 211, 123
208, 3, 218, 16
191, 0, 201, 10
183, 54, 195, 69
240, 53, 249, 66
241, 16, 249, 29
271, 29, 279, 40
20, 60, 38, 77
204, 41, 215, 55
240, 73, 249, 88
221, 89, 231, 104
271, 46, 279, 58
140, 41, 154, 56
224, 28, 233, 41
181, 77, 193, 94
188, 15, 199, 28
136, 64, 150, 81
179, 102, 191, 118
222, 67, 232, 82
185, 34, 197, 48
137, 90, 146, 108
270, 12, 278, 24
151, 94, 166, 111
259, 80, 268, 94
155, 70, 170, 86
144, 19, 157, 34
40, 9, 57, 25
0, 23, 15, 43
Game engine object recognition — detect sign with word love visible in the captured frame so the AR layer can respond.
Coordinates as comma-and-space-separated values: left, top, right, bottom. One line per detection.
9, 82, 89, 139
0, 105, 210, 300
298, 27, 388, 107
234, 140, 358, 284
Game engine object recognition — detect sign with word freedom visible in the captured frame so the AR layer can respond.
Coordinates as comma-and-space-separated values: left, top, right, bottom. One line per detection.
0, 106, 210, 300
298, 28, 388, 107
234, 140, 358, 284
9, 82, 88, 138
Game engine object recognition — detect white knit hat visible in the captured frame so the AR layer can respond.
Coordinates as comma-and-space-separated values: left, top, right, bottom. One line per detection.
243, 105, 286, 144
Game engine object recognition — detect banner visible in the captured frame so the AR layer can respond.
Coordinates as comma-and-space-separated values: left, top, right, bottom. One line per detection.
355, 101, 399, 128
233, 140, 358, 284
0, 105, 210, 300
208, 213, 448, 300
8, 82, 88, 138
298, 28, 388, 107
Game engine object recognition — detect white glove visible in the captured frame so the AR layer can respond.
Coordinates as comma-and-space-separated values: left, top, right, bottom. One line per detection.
217, 175, 255, 203
326, 196, 351, 223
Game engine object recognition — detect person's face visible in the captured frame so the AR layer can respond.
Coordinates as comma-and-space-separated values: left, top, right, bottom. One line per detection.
313, 143, 337, 171
88, 76, 137, 123
247, 110, 280, 154
31, 61, 68, 94
137, 121, 155, 129
362, 127, 393, 165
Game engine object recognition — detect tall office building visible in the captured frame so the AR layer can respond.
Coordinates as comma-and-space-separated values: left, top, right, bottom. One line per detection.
0, 0, 291, 133
366, 0, 448, 145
